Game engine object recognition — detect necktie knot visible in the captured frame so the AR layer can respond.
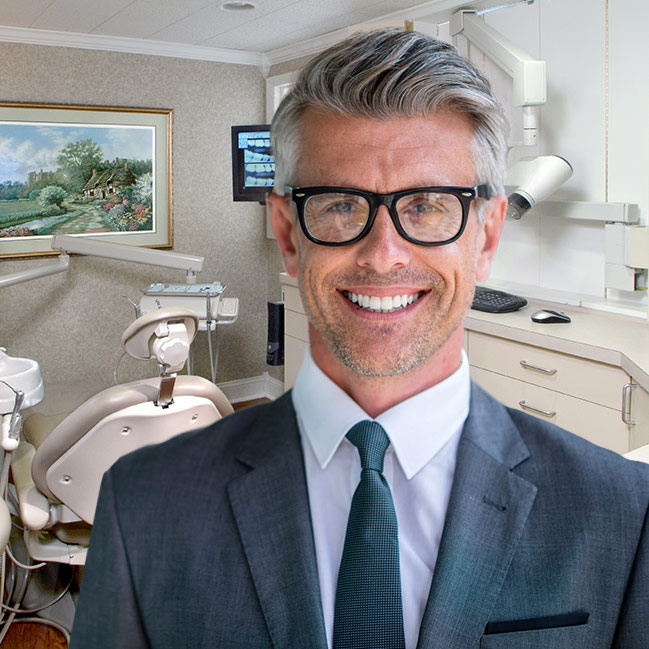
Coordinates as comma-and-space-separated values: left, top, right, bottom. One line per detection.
346, 420, 390, 473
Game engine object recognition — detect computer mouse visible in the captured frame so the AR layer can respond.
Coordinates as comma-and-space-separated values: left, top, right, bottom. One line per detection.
531, 309, 571, 324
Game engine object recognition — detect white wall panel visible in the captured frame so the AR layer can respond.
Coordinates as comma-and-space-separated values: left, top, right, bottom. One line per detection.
539, 218, 606, 297
458, 0, 644, 307
608, 0, 649, 224
538, 0, 606, 203
490, 216, 541, 287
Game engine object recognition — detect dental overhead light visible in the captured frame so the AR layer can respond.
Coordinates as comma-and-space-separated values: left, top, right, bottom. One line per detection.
505, 155, 574, 219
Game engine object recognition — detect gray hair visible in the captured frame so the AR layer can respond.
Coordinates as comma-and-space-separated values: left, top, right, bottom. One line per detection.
271, 28, 508, 203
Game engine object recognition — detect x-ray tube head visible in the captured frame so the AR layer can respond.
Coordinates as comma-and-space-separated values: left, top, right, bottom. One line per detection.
505, 155, 573, 219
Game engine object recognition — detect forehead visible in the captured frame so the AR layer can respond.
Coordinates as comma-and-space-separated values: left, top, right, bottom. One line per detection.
296, 108, 477, 190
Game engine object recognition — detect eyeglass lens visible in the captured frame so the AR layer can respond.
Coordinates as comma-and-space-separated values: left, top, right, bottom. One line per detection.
303, 190, 465, 243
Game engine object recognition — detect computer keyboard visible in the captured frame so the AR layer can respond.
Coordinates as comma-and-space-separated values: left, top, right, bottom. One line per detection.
471, 286, 528, 314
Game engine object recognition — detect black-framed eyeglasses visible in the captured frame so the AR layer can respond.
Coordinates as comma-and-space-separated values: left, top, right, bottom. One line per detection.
289, 185, 492, 247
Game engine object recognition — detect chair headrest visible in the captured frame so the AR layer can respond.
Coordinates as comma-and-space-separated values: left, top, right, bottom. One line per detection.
122, 307, 199, 372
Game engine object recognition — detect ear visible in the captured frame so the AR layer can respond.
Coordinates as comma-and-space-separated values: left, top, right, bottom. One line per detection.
475, 195, 506, 282
267, 191, 300, 277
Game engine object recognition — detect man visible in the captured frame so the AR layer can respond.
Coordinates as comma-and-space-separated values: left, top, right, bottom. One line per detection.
71, 29, 649, 648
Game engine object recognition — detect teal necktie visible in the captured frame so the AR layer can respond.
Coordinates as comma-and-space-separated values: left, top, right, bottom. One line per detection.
332, 420, 406, 649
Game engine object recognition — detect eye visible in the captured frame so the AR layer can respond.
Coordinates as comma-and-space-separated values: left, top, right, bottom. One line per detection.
400, 196, 444, 220
324, 199, 359, 214
410, 201, 441, 214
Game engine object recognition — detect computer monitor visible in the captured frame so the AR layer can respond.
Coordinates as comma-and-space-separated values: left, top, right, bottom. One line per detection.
231, 124, 274, 204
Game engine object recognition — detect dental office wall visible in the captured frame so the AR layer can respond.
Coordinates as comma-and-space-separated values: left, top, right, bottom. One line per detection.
0, 42, 277, 408
467, 0, 649, 313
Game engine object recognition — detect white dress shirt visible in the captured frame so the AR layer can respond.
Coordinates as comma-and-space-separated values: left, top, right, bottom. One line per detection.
291, 348, 470, 649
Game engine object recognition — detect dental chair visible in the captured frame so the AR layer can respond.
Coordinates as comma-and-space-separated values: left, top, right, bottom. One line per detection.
10, 307, 233, 565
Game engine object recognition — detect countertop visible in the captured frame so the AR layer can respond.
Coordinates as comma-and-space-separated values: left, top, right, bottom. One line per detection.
279, 273, 649, 391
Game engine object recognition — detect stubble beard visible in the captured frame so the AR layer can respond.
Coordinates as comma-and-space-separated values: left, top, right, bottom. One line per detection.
301, 269, 469, 378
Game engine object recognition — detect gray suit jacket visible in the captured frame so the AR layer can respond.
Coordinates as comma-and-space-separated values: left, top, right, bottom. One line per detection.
70, 384, 649, 648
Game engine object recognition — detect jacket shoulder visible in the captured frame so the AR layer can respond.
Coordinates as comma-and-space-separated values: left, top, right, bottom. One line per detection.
505, 399, 649, 509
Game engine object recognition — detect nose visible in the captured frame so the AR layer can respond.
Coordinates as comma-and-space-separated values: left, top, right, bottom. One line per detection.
354, 205, 411, 273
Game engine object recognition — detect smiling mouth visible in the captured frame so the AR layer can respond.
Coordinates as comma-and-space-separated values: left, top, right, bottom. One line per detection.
342, 290, 424, 313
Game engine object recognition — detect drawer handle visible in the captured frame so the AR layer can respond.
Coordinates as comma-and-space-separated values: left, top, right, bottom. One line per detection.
519, 401, 557, 418
622, 383, 637, 425
519, 360, 557, 375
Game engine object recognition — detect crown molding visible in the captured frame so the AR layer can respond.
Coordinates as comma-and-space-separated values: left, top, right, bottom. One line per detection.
0, 25, 262, 66
261, 0, 517, 69
0, 0, 510, 70
261, 0, 454, 68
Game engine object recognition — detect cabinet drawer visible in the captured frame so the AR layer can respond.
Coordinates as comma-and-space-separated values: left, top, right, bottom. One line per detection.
468, 331, 627, 410
472, 367, 629, 454
285, 310, 309, 342
284, 336, 308, 390
282, 285, 304, 314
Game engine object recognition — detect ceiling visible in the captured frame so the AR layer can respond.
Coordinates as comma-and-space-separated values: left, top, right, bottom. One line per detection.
0, 0, 433, 59
0, 0, 508, 68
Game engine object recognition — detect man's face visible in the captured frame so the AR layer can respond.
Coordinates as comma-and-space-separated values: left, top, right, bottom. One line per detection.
270, 109, 505, 380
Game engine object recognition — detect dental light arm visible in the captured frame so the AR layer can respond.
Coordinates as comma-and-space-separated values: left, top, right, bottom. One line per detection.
450, 9, 546, 146
51, 235, 203, 282
0, 253, 70, 290
0, 235, 204, 290
505, 155, 573, 219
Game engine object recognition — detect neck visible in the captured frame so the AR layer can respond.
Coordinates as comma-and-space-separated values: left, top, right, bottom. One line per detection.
310, 325, 464, 418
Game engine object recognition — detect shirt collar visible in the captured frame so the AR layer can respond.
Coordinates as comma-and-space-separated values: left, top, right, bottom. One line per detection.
291, 348, 470, 479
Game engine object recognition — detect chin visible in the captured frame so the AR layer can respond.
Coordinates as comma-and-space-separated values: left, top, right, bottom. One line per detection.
330, 338, 433, 378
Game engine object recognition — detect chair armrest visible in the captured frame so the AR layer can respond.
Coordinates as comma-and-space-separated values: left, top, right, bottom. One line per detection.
10, 442, 51, 530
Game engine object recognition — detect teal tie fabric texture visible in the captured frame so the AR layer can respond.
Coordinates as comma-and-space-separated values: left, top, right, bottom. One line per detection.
332, 420, 406, 649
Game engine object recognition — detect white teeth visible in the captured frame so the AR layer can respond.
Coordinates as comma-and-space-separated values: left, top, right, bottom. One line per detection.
344, 291, 421, 313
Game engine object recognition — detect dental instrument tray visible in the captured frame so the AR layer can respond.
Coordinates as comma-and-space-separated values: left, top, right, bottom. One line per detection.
140, 282, 228, 324
471, 286, 528, 313
142, 282, 225, 297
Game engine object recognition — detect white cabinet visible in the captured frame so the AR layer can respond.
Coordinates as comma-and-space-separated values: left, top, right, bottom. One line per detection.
282, 283, 308, 389
467, 331, 649, 454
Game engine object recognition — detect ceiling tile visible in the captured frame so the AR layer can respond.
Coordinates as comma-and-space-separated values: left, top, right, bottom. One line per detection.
0, 0, 52, 27
150, 0, 301, 44
31, 0, 136, 33
91, 0, 214, 39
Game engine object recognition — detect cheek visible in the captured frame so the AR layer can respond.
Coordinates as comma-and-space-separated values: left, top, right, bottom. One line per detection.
298, 245, 332, 297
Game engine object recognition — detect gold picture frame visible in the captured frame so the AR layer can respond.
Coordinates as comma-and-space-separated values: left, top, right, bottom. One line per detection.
0, 101, 172, 258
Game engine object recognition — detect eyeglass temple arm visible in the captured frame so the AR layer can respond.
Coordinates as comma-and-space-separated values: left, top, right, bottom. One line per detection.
476, 184, 493, 200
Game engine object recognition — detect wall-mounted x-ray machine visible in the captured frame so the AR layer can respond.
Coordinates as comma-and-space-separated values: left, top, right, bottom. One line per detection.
446, 7, 649, 295
450, 9, 545, 147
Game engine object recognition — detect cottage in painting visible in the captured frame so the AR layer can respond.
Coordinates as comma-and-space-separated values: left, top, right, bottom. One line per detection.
83, 161, 136, 199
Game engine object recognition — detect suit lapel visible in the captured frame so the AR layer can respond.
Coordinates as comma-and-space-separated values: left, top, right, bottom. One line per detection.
226, 393, 327, 649
417, 384, 538, 649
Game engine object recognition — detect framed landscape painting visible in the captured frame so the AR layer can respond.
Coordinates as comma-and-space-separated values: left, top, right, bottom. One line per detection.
0, 102, 171, 258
